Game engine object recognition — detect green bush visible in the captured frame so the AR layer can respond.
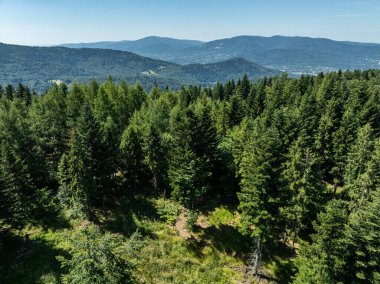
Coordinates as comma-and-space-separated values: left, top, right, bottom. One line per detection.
155, 199, 180, 225
271, 259, 297, 283
209, 207, 235, 228
57, 224, 137, 284
185, 210, 198, 232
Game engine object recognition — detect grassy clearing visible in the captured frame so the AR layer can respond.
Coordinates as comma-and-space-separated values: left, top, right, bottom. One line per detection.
0, 197, 252, 284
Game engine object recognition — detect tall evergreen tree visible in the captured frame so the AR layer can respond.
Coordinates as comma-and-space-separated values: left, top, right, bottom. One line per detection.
238, 122, 283, 274
281, 136, 326, 244
58, 104, 110, 218
228, 95, 245, 127
168, 106, 201, 209
344, 190, 380, 283
0, 99, 48, 226
237, 74, 251, 100
0, 143, 34, 226
29, 84, 68, 182
294, 200, 349, 284
144, 125, 168, 194
344, 124, 375, 207
119, 124, 148, 191
59, 224, 135, 284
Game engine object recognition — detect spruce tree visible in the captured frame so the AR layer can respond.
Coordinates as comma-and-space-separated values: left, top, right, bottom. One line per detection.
282, 136, 326, 244
294, 200, 349, 284
58, 104, 109, 218
144, 125, 168, 194
0, 143, 33, 226
237, 74, 251, 100
237, 121, 283, 274
168, 106, 200, 209
344, 190, 380, 283
120, 124, 148, 191
228, 95, 245, 127
0, 99, 48, 226
59, 224, 135, 284
29, 84, 68, 180
344, 124, 375, 207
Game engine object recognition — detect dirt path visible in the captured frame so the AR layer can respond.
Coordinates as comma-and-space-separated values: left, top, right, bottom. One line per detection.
175, 212, 191, 239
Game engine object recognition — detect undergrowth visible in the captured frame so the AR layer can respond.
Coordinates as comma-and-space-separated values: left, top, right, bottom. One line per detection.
0, 196, 252, 284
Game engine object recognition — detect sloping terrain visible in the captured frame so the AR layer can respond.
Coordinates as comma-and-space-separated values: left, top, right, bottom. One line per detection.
0, 43, 278, 91
62, 35, 380, 74
61, 36, 204, 57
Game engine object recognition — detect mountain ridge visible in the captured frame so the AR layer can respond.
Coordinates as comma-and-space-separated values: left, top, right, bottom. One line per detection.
0, 42, 278, 91
60, 35, 380, 74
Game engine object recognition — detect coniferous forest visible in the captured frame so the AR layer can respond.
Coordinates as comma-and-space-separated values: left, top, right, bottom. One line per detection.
1, 70, 380, 283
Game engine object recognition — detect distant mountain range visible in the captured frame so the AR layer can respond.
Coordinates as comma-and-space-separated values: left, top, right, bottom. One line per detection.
61, 36, 204, 57
60, 35, 380, 74
0, 42, 279, 91
2, 35, 379, 92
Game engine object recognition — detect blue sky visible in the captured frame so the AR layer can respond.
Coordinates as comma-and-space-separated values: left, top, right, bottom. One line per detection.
0, 0, 379, 45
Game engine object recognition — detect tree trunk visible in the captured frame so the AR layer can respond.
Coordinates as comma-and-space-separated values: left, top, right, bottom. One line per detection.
251, 237, 261, 276
153, 172, 158, 194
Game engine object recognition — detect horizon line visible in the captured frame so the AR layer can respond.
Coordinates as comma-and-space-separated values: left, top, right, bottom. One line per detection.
2, 34, 380, 47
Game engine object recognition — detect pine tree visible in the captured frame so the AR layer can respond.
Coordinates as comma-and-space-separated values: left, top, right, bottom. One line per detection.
149, 84, 161, 100
237, 74, 251, 100
228, 95, 245, 127
315, 97, 341, 183
129, 83, 147, 113
15, 83, 32, 105
29, 84, 68, 181
5, 85, 14, 100
169, 145, 199, 209
66, 84, 86, 127
193, 100, 222, 201
344, 190, 380, 283
0, 143, 34, 226
224, 80, 236, 99
0, 99, 49, 226
213, 82, 225, 100
120, 124, 148, 191
237, 122, 283, 274
113, 81, 133, 131
215, 101, 229, 135
168, 106, 201, 209
249, 78, 267, 118
58, 104, 109, 218
281, 136, 326, 244
144, 125, 168, 194
344, 124, 375, 207
294, 200, 349, 284
59, 224, 135, 284
331, 106, 359, 186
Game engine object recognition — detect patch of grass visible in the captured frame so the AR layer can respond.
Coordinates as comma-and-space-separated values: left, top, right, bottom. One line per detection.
0, 227, 69, 284
208, 206, 237, 228
1, 198, 251, 283
133, 225, 246, 283
132, 199, 249, 283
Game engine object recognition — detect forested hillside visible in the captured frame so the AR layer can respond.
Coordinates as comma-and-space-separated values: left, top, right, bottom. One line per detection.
60, 36, 204, 57
0, 43, 278, 92
1, 70, 380, 283
61, 35, 380, 74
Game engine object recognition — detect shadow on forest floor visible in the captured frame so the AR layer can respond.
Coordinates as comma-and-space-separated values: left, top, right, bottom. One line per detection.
0, 232, 68, 284
201, 224, 250, 257
183, 221, 250, 260
100, 195, 159, 238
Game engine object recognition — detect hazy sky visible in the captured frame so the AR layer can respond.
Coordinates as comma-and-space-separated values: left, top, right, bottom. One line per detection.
1, 0, 380, 45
